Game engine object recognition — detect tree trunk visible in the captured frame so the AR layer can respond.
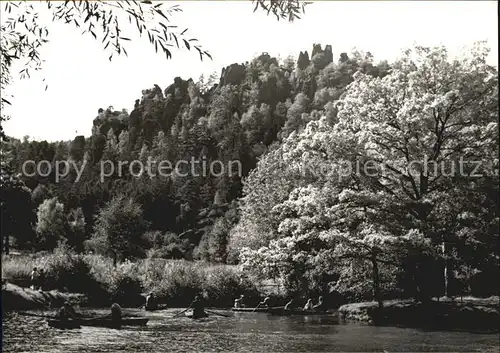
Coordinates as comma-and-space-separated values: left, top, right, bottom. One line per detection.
371, 252, 382, 308
442, 241, 451, 298
4, 232, 9, 255
414, 262, 432, 304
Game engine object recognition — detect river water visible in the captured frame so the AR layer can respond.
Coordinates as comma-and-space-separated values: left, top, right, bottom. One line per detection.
2, 308, 499, 352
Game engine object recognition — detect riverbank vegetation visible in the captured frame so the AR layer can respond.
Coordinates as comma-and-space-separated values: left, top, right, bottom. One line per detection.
2, 250, 260, 309
1, 42, 498, 313
2, 282, 86, 310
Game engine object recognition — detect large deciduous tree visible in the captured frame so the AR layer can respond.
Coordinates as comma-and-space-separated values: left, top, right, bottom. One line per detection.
328, 42, 498, 299
237, 43, 499, 302
88, 195, 149, 265
35, 196, 66, 250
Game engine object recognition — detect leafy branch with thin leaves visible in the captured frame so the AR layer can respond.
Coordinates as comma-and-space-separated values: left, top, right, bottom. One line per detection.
252, 0, 311, 22
43, 1, 212, 62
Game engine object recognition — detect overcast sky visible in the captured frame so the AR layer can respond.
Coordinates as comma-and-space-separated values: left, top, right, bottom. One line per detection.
2, 1, 498, 142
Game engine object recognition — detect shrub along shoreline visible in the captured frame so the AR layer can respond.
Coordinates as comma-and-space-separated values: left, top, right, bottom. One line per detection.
2, 282, 87, 310
338, 297, 500, 331
1, 251, 262, 310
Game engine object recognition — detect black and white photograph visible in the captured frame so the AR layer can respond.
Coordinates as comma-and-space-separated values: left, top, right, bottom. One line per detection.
1, 1, 498, 352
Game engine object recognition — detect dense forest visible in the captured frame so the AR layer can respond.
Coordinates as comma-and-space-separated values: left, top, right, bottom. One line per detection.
1, 42, 498, 303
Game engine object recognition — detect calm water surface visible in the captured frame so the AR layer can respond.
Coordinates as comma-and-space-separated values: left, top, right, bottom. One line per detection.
3, 308, 499, 352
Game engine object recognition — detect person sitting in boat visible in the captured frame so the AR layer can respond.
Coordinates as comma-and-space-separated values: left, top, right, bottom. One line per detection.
110, 303, 122, 322
284, 298, 295, 310
313, 296, 325, 311
145, 292, 158, 311
56, 302, 78, 320
258, 296, 271, 308
234, 294, 246, 308
191, 295, 206, 319
303, 298, 314, 311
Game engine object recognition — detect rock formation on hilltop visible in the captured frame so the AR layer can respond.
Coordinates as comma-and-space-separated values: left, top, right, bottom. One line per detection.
297, 51, 310, 70
219, 63, 246, 87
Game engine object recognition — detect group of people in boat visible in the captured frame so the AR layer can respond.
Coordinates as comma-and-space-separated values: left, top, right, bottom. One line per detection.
234, 294, 325, 311
234, 294, 272, 308
145, 292, 207, 318
56, 301, 123, 322
295, 296, 325, 311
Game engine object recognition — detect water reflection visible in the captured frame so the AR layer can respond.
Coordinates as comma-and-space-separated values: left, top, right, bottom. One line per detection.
3, 309, 499, 353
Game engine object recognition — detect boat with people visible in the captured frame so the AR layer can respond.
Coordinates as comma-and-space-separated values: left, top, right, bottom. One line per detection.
232, 295, 273, 312
170, 294, 211, 319
231, 307, 269, 312
267, 307, 331, 316
82, 317, 149, 327
47, 317, 149, 329
267, 296, 331, 316
46, 301, 149, 329
231, 306, 331, 315
47, 319, 82, 329
231, 295, 330, 316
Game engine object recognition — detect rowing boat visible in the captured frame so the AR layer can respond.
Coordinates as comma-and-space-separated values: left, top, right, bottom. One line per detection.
81, 317, 149, 327
267, 307, 331, 316
47, 317, 149, 329
47, 319, 81, 329
231, 307, 268, 312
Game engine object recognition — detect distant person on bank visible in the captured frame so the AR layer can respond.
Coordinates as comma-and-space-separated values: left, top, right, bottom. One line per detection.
37, 268, 45, 291
30, 267, 38, 290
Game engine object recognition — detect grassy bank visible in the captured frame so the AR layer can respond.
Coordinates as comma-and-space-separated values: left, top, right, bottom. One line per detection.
338, 297, 500, 331
2, 251, 262, 310
2, 282, 86, 310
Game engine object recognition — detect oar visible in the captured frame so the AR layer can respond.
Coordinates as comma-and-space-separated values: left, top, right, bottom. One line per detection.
252, 303, 261, 312
173, 307, 190, 318
205, 309, 230, 318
